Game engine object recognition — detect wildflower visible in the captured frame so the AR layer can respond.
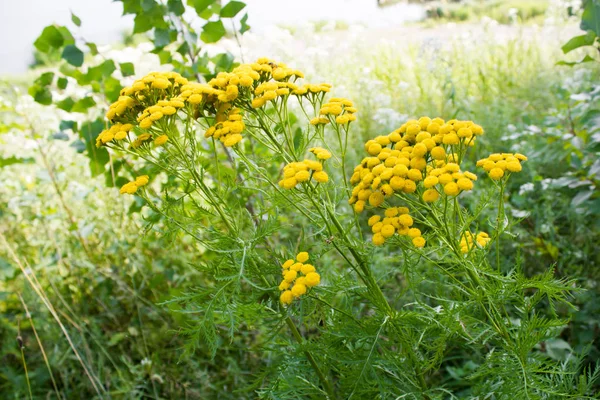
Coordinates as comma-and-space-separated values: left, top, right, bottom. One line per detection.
313, 171, 329, 183
119, 182, 138, 195
119, 175, 150, 195
279, 156, 329, 189
279, 252, 320, 305
309, 147, 332, 160
423, 189, 439, 203
154, 135, 168, 146
280, 290, 294, 305
296, 252, 309, 263
460, 231, 491, 253
477, 153, 526, 180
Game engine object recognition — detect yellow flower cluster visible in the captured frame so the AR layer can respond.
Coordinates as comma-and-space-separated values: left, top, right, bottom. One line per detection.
252, 81, 295, 108
279, 252, 321, 305
99, 57, 343, 154
309, 147, 332, 160
279, 157, 329, 189
107, 71, 189, 121
476, 153, 528, 180
137, 99, 185, 129
349, 117, 482, 212
204, 108, 246, 147
420, 163, 478, 202
368, 207, 425, 247
459, 231, 491, 253
311, 97, 358, 125
95, 123, 133, 147
119, 175, 149, 195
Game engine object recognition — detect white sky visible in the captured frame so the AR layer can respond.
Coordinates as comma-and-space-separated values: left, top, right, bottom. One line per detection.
0, 0, 424, 75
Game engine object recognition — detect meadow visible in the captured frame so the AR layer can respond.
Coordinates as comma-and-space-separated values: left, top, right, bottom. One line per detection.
1, 0, 599, 398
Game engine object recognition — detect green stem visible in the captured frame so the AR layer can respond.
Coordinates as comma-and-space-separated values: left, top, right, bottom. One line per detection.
285, 316, 336, 399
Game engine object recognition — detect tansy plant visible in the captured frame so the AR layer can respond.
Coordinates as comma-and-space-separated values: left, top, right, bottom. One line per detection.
95, 58, 596, 398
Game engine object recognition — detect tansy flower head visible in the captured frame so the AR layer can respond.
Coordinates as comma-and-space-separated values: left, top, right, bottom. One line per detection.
460, 231, 491, 253
279, 156, 329, 190
119, 175, 150, 195
279, 251, 320, 305
477, 153, 526, 181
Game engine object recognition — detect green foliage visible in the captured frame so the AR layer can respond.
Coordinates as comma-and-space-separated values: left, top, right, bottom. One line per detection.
561, 0, 600, 64
28, 0, 249, 179
2, 3, 600, 399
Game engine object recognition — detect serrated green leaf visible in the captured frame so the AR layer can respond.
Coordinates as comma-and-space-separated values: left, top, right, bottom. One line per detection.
62, 44, 84, 67
120, 62, 135, 77
220, 1, 245, 18
71, 12, 81, 27
201, 20, 226, 43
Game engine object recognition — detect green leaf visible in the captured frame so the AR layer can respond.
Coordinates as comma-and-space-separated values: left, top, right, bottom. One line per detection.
168, 0, 185, 15
84, 60, 116, 84
0, 156, 34, 168
79, 119, 109, 176
62, 44, 84, 67
71, 12, 82, 27
104, 77, 123, 102
156, 49, 173, 64
176, 41, 190, 57
212, 52, 234, 73
201, 20, 226, 43
57, 26, 75, 45
120, 62, 135, 77
120, 0, 142, 14
35, 72, 55, 86
220, 1, 245, 18
60, 120, 77, 131
188, 0, 212, 15
142, 0, 158, 11
134, 13, 153, 33
56, 97, 75, 111
240, 12, 250, 34
86, 42, 99, 55
556, 55, 596, 66
34, 25, 65, 52
562, 31, 597, 54
154, 28, 172, 48
28, 85, 52, 105
57, 77, 69, 89
581, 0, 600, 37
72, 97, 97, 113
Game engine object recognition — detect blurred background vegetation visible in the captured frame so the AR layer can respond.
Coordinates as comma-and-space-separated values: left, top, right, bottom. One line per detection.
0, 0, 599, 398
